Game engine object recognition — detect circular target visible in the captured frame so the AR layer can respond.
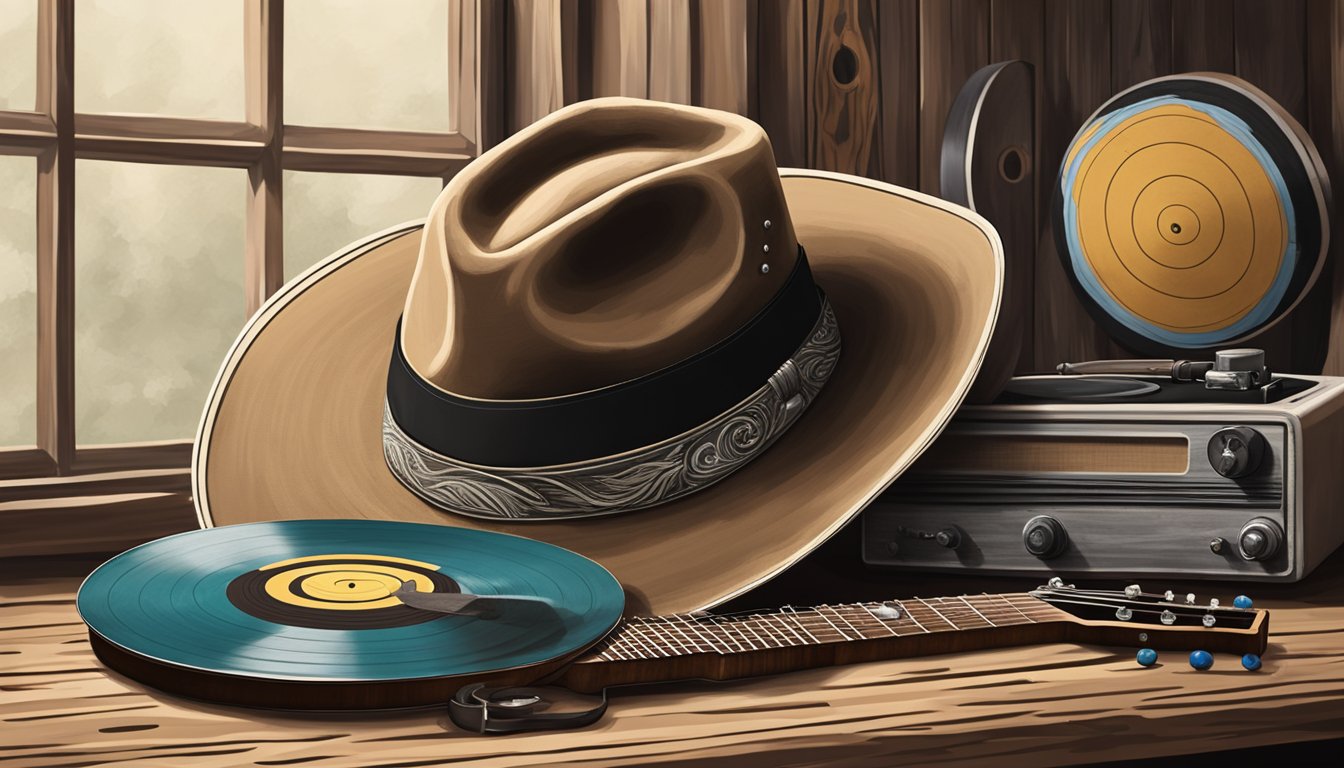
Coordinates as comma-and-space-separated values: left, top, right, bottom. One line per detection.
76, 520, 624, 709
1054, 73, 1331, 354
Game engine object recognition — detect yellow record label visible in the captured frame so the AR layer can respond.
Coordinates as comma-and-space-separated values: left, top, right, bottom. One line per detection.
1067, 103, 1286, 333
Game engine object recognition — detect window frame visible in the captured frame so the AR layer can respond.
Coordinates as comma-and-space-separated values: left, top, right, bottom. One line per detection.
0, 0, 504, 494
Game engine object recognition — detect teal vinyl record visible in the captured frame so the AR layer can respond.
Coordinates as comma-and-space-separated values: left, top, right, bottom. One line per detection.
76, 520, 625, 710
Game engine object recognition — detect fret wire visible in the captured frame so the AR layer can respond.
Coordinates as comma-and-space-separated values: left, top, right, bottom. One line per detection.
745, 616, 777, 648
733, 615, 773, 649
809, 605, 856, 640
931, 597, 974, 628
611, 628, 646, 660
712, 616, 750, 652
765, 612, 808, 645
681, 614, 726, 654
781, 606, 823, 643
756, 615, 795, 647
626, 617, 674, 658
792, 606, 840, 641
944, 596, 995, 628
986, 593, 1037, 624
784, 607, 833, 642
844, 603, 883, 638
603, 636, 632, 660
619, 621, 663, 658
603, 591, 1067, 664
715, 615, 754, 652
821, 604, 867, 639
662, 615, 708, 653
835, 604, 871, 638
858, 603, 900, 636
896, 600, 930, 633
912, 597, 958, 630
610, 621, 650, 659
643, 615, 695, 656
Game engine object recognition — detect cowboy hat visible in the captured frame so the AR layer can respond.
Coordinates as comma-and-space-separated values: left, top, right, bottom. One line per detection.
192, 97, 1003, 615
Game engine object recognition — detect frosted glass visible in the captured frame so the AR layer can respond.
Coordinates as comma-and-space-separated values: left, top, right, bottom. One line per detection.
0, 0, 37, 111
75, 161, 245, 444
0, 156, 36, 446
285, 0, 450, 130
283, 171, 441, 282
76, 0, 244, 119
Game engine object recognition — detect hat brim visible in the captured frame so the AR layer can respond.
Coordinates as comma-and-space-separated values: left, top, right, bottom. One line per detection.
192, 169, 1003, 615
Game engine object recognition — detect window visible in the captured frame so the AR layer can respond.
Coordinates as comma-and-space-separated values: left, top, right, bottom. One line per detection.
0, 0, 501, 491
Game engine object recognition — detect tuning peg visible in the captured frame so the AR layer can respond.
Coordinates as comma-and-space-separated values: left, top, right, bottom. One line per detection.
1047, 577, 1065, 588
1202, 614, 1217, 627
1160, 609, 1177, 625
1115, 606, 1133, 621
1241, 653, 1262, 671
1189, 650, 1214, 670
1234, 595, 1253, 609
1209, 598, 1220, 609
1163, 590, 1175, 602
1185, 593, 1197, 605
1124, 584, 1142, 598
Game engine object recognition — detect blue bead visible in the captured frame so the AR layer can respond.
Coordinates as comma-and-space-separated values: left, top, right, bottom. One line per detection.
1242, 653, 1262, 671
1136, 648, 1158, 667
1234, 595, 1253, 609
1189, 650, 1214, 670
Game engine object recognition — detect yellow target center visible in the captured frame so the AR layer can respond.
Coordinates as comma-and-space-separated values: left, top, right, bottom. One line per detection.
257, 554, 442, 612
1157, 204, 1200, 245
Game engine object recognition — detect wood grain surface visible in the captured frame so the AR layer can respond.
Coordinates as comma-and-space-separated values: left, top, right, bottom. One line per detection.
4, 543, 1342, 768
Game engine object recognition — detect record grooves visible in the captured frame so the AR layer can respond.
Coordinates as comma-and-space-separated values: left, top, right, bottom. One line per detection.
76, 520, 625, 710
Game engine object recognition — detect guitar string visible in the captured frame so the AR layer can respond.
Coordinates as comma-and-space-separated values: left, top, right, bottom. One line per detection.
597, 594, 1088, 655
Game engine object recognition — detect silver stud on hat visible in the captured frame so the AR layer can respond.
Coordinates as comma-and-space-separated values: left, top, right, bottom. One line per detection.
760, 264, 770, 274
763, 244, 770, 253
763, 219, 772, 229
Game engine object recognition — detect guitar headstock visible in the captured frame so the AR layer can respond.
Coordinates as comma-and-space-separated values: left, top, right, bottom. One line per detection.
1030, 578, 1269, 655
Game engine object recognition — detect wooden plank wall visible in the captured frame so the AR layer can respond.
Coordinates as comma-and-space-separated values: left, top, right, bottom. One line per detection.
502, 0, 1344, 375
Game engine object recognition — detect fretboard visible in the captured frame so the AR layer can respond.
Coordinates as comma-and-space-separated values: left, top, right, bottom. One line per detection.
584, 593, 1067, 661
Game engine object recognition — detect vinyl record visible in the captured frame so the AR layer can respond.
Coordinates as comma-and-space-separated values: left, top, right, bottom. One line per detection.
1054, 72, 1331, 355
76, 520, 624, 710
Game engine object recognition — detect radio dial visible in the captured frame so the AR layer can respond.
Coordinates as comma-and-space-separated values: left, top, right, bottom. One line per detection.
1022, 515, 1068, 559
1207, 426, 1266, 478
1238, 518, 1284, 561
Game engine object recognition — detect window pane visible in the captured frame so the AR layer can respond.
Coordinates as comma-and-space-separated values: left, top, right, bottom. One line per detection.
0, 0, 37, 111
76, 0, 244, 120
0, 156, 36, 446
283, 171, 441, 282
285, 0, 450, 131
76, 161, 245, 444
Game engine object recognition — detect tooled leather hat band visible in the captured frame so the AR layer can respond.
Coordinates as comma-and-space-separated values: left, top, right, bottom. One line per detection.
382, 246, 841, 520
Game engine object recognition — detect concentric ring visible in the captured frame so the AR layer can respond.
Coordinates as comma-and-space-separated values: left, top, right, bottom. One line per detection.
1053, 74, 1330, 354
76, 520, 624, 686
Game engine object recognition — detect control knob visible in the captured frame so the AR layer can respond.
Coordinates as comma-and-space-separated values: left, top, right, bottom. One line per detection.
1207, 426, 1266, 478
1238, 518, 1284, 561
1022, 515, 1068, 559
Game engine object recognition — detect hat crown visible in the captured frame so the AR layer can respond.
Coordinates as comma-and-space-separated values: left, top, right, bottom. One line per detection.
401, 97, 799, 400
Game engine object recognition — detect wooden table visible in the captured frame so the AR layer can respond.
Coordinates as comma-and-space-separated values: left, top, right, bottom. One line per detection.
4, 526, 1343, 767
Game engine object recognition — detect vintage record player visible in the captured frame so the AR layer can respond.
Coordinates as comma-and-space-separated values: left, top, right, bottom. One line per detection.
866, 70, 1343, 582
863, 349, 1344, 582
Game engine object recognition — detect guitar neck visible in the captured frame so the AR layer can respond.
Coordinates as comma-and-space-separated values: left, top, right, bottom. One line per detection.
557, 593, 1071, 693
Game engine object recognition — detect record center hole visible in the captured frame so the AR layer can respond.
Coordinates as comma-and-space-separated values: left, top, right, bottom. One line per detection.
998, 146, 1028, 183
832, 45, 858, 85
1171, 223, 1182, 234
